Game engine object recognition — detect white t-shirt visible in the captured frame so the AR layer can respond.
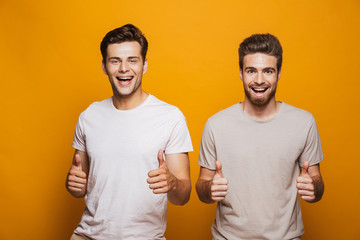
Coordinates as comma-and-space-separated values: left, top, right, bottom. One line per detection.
72, 95, 193, 240
199, 102, 323, 240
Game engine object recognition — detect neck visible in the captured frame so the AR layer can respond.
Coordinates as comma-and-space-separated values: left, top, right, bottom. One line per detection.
241, 97, 281, 121
112, 90, 149, 110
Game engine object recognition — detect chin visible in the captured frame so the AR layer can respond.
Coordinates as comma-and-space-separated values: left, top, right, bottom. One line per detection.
245, 88, 277, 107
252, 98, 269, 106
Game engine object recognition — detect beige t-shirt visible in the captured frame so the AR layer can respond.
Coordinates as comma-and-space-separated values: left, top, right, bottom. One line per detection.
199, 102, 323, 240
72, 95, 193, 240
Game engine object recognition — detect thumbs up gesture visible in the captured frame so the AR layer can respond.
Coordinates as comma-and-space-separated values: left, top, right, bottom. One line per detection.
210, 161, 228, 202
147, 150, 175, 194
296, 161, 315, 202
66, 154, 87, 196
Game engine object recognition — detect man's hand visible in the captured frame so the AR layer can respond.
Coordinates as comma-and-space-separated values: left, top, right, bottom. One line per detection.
210, 161, 228, 202
147, 150, 176, 194
296, 161, 315, 202
66, 154, 87, 196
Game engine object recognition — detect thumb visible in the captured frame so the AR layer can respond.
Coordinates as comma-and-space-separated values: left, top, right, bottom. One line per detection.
301, 161, 310, 176
157, 150, 165, 167
215, 160, 224, 177
74, 154, 82, 171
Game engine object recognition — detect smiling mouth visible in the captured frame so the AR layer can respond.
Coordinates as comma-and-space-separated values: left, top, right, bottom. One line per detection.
251, 87, 268, 94
116, 76, 134, 81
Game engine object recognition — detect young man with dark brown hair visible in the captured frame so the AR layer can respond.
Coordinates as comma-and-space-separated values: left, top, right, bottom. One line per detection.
196, 33, 324, 239
66, 24, 193, 240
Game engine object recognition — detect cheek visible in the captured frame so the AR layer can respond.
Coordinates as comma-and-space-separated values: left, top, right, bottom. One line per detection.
269, 77, 278, 84
243, 77, 252, 85
133, 66, 144, 74
105, 65, 118, 74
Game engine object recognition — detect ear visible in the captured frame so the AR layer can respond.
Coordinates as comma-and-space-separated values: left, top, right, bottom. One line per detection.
102, 61, 107, 75
143, 58, 148, 74
277, 70, 281, 81
239, 69, 243, 81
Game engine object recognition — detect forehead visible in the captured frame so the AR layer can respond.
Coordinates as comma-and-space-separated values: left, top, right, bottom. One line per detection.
243, 53, 277, 69
106, 41, 142, 58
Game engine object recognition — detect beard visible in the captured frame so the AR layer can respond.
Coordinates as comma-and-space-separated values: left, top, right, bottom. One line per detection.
244, 82, 277, 107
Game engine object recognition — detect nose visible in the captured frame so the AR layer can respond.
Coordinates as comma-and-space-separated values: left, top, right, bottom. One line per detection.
255, 73, 264, 84
119, 62, 129, 72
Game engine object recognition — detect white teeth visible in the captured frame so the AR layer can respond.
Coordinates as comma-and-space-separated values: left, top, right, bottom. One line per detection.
117, 77, 132, 80
252, 88, 266, 92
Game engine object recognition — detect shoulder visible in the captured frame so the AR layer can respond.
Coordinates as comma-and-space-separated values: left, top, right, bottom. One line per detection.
147, 95, 185, 119
281, 102, 315, 121
280, 102, 316, 128
79, 98, 112, 119
207, 103, 241, 124
200, 103, 242, 134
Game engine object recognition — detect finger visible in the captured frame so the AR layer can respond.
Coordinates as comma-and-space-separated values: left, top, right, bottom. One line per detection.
296, 176, 313, 184
152, 186, 169, 194
300, 195, 315, 201
301, 161, 310, 176
298, 189, 315, 197
68, 181, 86, 189
147, 174, 167, 184
157, 149, 165, 167
296, 183, 314, 191
68, 186, 84, 192
148, 181, 168, 190
148, 168, 167, 178
211, 185, 228, 192
68, 174, 87, 183
211, 191, 227, 197
215, 160, 223, 177
212, 196, 226, 201
74, 154, 82, 171
69, 168, 87, 179
212, 178, 228, 185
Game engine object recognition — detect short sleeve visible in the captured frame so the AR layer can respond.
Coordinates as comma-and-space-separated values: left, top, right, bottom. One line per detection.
165, 109, 193, 154
72, 112, 86, 152
198, 120, 217, 170
299, 116, 324, 167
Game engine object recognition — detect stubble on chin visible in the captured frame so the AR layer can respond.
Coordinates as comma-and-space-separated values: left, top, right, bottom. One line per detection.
244, 86, 277, 107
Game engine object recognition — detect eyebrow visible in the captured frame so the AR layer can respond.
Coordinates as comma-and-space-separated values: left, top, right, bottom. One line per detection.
263, 67, 276, 72
244, 67, 276, 71
244, 67, 256, 70
107, 56, 140, 60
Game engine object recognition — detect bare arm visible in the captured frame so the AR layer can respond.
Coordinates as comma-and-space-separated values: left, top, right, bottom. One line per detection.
196, 161, 228, 204
196, 167, 216, 204
65, 149, 89, 198
147, 150, 191, 205
296, 161, 324, 203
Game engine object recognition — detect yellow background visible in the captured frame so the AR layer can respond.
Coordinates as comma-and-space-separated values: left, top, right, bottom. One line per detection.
1, 0, 359, 239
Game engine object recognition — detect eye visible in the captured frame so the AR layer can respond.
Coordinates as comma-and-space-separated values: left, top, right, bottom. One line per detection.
129, 59, 138, 63
110, 59, 120, 64
247, 70, 255, 74
265, 70, 274, 74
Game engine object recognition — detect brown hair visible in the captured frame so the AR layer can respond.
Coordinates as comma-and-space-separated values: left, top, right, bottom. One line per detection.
238, 33, 283, 72
100, 24, 148, 63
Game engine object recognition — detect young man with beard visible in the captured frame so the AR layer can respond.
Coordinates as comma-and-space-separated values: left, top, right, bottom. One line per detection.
196, 34, 324, 239
66, 24, 193, 240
